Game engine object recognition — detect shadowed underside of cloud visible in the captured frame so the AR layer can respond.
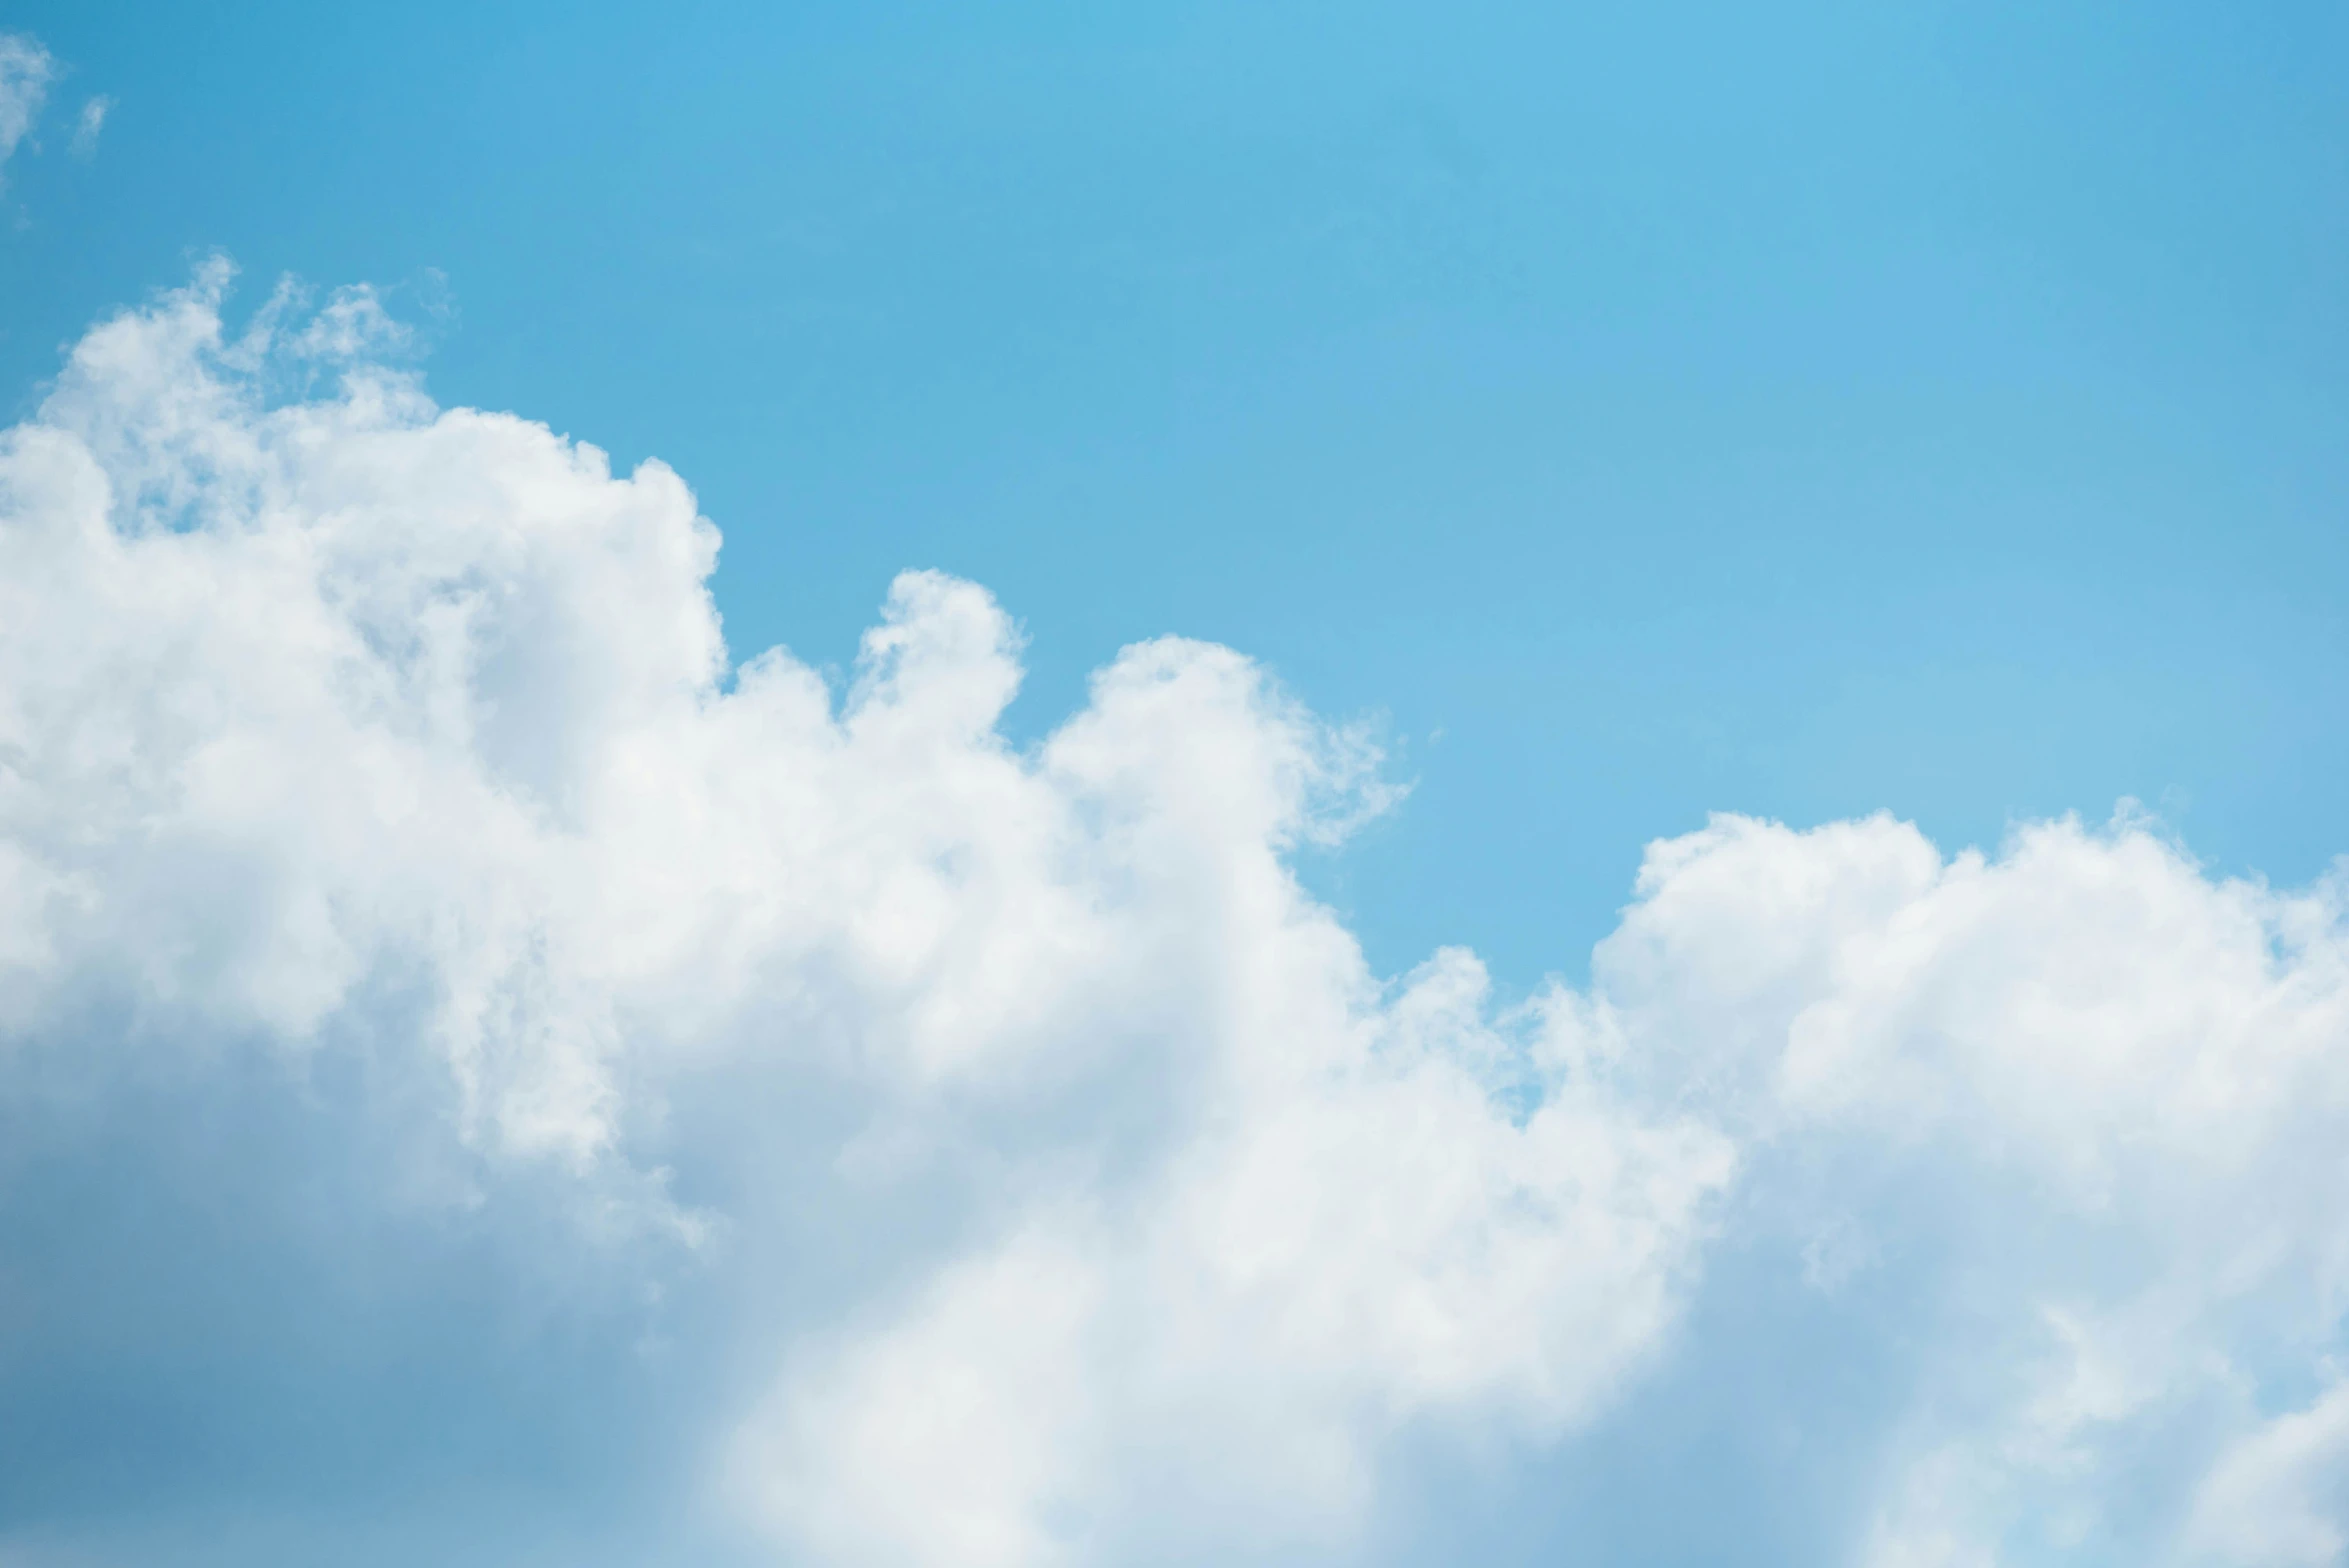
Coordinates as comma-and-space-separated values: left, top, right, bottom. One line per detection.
0, 267, 2344, 1567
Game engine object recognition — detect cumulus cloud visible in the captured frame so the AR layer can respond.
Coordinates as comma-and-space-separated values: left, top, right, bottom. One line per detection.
1, 266, 2346, 1566
0, 33, 54, 182
1595, 811, 2349, 1564
0, 265, 1728, 1563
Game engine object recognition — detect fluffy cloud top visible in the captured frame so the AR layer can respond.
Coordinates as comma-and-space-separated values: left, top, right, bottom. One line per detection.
0, 268, 2345, 1566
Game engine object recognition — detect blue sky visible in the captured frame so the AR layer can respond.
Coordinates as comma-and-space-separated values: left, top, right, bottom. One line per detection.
6, 0, 2344, 986
1, 5, 2347, 1566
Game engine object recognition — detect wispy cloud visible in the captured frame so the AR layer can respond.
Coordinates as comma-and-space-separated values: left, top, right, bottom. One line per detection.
0, 32, 55, 183
69, 92, 108, 159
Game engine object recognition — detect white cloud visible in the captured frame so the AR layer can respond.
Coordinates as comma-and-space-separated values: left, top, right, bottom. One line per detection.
0, 33, 55, 182
0, 266, 1730, 1561
731, 945, 1729, 1563
2183, 1382, 2349, 1567
1592, 811, 2349, 1564
1, 266, 2346, 1565
70, 94, 108, 160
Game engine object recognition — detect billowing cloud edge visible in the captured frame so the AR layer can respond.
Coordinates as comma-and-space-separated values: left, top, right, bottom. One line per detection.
1, 267, 2346, 1567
